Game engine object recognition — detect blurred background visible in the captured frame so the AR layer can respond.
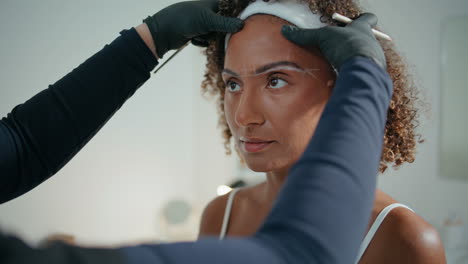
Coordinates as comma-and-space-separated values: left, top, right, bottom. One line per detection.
0, 0, 467, 262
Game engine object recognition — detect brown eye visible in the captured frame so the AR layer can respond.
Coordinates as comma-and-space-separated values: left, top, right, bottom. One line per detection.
226, 81, 241, 92
268, 77, 287, 89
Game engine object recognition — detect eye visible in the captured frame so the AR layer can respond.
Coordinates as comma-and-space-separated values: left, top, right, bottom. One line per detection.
268, 76, 288, 89
226, 80, 241, 92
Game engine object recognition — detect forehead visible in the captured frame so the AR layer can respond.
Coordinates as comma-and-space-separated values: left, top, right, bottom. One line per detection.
224, 15, 322, 72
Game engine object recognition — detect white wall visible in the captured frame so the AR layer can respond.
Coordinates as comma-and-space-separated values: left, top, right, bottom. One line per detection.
0, 0, 236, 246
0, 0, 467, 247
363, 0, 468, 230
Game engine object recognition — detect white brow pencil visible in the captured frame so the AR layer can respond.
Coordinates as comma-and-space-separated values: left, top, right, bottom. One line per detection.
332, 13, 392, 41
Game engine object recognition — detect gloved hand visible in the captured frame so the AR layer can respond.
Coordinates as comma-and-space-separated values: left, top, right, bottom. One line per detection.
0, 233, 125, 264
281, 13, 386, 70
144, 0, 244, 58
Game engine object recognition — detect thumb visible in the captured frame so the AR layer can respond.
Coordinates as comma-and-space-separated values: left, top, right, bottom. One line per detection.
351, 13, 378, 29
208, 14, 244, 33
281, 25, 324, 47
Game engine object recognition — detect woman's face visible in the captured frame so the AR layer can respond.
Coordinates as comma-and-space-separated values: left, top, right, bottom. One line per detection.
223, 15, 336, 173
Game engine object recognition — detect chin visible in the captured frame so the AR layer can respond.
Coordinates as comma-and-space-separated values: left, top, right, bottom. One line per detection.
246, 163, 270, 172
243, 156, 288, 173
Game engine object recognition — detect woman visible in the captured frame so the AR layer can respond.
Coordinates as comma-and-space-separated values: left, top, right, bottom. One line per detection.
0, 1, 398, 263
198, 0, 446, 263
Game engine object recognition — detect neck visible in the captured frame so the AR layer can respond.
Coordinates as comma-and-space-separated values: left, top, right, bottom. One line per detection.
263, 167, 290, 200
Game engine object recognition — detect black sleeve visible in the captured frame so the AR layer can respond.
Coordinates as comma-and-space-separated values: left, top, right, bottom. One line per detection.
0, 28, 158, 204
1, 57, 393, 264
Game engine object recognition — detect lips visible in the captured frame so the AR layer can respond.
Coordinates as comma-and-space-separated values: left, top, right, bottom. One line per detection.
240, 138, 275, 153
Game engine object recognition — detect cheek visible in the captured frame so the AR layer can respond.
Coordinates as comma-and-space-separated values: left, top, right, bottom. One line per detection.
277, 105, 326, 163
289, 107, 324, 145
269, 88, 329, 153
223, 93, 237, 133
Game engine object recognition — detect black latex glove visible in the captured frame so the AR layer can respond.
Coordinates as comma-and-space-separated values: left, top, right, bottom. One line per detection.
144, 0, 244, 58
0, 233, 124, 264
281, 13, 386, 70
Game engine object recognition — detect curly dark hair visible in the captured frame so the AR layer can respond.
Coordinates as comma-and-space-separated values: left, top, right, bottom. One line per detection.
201, 0, 423, 173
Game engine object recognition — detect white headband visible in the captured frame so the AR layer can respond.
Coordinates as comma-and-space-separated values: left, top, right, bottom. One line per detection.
224, 0, 328, 50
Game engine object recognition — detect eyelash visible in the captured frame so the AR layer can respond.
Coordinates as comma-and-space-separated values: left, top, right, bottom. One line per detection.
225, 73, 288, 92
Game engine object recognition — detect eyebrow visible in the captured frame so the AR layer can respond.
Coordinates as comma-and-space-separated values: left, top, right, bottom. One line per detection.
222, 61, 304, 77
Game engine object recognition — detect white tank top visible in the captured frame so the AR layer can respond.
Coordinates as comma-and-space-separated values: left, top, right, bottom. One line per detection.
219, 188, 414, 264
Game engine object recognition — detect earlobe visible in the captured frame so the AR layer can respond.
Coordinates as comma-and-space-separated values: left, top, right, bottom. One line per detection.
326, 80, 335, 88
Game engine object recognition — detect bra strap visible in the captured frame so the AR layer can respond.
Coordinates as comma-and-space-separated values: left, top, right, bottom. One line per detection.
219, 188, 241, 239
354, 203, 414, 263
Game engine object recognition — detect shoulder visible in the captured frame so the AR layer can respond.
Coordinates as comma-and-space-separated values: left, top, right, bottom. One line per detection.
378, 206, 446, 263
197, 192, 231, 238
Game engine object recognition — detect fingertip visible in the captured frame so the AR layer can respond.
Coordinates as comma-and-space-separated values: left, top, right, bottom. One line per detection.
281, 25, 299, 39
281, 25, 299, 33
233, 19, 245, 31
357, 13, 378, 28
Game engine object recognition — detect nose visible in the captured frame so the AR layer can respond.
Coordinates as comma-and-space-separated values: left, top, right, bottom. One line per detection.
234, 87, 265, 128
